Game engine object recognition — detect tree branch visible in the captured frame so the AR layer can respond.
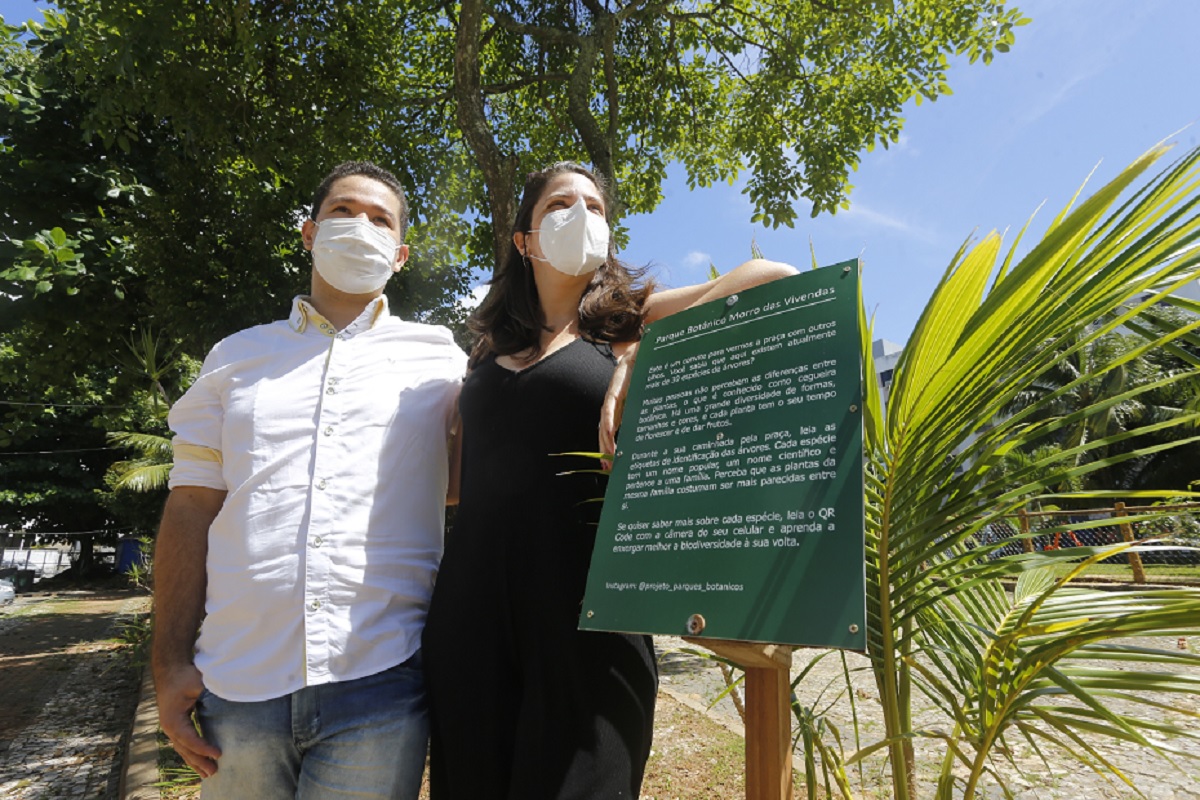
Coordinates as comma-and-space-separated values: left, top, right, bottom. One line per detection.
483, 72, 570, 94
602, 21, 619, 148
565, 32, 617, 205
666, 6, 782, 58
613, 0, 673, 22
489, 7, 581, 45
456, 0, 519, 270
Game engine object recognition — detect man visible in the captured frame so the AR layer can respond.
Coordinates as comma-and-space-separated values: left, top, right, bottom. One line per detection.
153, 161, 467, 799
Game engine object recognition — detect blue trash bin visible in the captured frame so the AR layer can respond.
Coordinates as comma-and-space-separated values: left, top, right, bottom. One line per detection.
116, 536, 145, 574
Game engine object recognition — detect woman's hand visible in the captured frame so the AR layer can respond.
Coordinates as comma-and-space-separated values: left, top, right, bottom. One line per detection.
599, 341, 639, 469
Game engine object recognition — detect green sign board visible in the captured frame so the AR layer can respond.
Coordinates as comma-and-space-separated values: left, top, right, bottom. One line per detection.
580, 261, 866, 650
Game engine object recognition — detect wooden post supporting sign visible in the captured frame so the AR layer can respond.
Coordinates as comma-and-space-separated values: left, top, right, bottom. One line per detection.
688, 638, 795, 800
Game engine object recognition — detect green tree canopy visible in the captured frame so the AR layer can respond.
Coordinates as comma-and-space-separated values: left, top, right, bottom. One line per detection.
453, 0, 1028, 262
0, 1, 1026, 537
39, 0, 1029, 277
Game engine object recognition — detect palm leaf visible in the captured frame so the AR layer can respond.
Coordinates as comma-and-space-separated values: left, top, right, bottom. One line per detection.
108, 430, 173, 460
857, 142, 1200, 799
106, 430, 173, 492
110, 460, 172, 492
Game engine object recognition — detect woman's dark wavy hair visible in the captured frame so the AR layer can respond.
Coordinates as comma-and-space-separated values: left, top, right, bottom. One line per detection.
468, 162, 654, 368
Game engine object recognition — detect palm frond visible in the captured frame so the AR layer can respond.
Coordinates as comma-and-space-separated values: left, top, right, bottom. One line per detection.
856, 142, 1200, 799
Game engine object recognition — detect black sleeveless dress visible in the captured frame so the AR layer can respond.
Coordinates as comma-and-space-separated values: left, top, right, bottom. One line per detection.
422, 338, 658, 799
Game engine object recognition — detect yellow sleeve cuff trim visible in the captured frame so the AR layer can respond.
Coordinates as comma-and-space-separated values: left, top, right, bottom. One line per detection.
173, 443, 224, 465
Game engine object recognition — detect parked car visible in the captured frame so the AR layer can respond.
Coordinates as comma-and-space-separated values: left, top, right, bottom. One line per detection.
0, 578, 14, 606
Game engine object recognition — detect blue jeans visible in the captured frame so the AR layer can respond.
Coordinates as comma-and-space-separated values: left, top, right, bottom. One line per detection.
195, 653, 427, 800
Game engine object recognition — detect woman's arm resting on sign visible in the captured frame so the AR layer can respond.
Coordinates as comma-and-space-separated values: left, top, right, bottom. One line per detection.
600, 258, 799, 464
642, 258, 798, 325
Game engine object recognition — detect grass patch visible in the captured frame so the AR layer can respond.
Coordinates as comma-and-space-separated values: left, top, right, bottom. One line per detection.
642, 692, 746, 799
642, 692, 808, 799
1065, 562, 1200, 582
0, 597, 76, 618
155, 730, 200, 799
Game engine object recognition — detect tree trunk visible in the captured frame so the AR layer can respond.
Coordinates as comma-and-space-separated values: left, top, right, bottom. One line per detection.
454, 0, 518, 271
77, 534, 95, 578
565, 32, 617, 206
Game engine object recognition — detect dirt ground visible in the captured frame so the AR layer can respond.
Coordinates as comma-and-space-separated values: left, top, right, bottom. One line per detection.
0, 592, 136, 746
0, 578, 149, 798
158, 676, 758, 800
0, 573, 753, 799
7, 582, 1197, 799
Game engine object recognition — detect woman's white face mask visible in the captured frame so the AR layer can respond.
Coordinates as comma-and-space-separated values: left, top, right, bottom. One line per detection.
311, 217, 400, 294
529, 198, 610, 277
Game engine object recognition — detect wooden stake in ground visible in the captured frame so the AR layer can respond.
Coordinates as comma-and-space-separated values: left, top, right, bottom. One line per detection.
686, 637, 795, 800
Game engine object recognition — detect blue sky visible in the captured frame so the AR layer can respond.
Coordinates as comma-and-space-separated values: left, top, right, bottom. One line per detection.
3, 0, 1197, 344
620, 0, 1199, 343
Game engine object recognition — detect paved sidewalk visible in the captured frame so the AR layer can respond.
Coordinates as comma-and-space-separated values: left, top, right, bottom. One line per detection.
0, 587, 149, 800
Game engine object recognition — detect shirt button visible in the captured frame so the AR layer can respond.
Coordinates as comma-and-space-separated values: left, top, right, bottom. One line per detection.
329, 377, 339, 385
313, 536, 324, 548
323, 426, 334, 436
326, 385, 336, 395
309, 600, 321, 611
317, 479, 327, 490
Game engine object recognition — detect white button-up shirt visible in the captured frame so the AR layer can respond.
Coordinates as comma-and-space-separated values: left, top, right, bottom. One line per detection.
168, 296, 467, 702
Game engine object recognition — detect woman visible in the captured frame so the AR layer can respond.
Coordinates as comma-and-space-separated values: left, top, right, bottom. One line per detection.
422, 162, 794, 798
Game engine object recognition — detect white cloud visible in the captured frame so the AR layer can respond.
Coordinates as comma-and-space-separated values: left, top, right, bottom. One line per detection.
458, 283, 491, 311
844, 204, 909, 232
867, 133, 916, 163
682, 251, 711, 268
841, 202, 941, 246
1014, 68, 1098, 131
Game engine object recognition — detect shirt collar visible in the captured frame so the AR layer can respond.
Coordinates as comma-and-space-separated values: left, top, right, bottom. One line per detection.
288, 295, 390, 337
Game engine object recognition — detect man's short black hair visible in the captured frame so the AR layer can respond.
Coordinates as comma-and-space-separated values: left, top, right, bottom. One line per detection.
310, 161, 409, 240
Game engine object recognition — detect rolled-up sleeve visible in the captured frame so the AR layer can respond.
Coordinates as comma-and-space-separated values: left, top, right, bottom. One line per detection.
168, 351, 227, 491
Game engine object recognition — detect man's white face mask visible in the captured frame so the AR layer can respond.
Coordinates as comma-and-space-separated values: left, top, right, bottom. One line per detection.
311, 217, 400, 294
529, 198, 610, 277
